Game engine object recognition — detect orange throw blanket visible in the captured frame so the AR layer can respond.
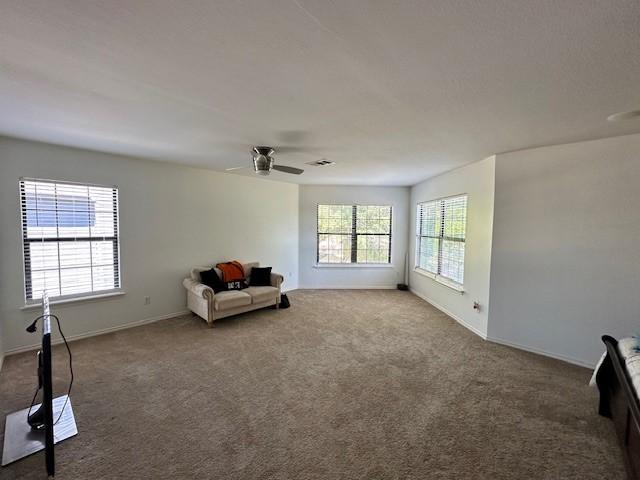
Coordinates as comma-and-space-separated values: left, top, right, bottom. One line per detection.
216, 261, 245, 282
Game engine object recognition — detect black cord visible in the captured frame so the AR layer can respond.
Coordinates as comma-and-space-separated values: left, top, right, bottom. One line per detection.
52, 314, 73, 425
27, 383, 39, 418
26, 313, 74, 426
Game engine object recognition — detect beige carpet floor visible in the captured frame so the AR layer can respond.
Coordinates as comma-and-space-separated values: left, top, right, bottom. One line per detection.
0, 290, 623, 479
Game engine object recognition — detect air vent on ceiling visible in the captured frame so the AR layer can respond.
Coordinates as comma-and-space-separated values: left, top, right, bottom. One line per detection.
305, 159, 335, 166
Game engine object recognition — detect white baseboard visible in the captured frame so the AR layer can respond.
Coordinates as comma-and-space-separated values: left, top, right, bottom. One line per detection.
485, 335, 595, 369
4, 310, 190, 356
409, 288, 487, 339
297, 285, 397, 290
409, 288, 594, 368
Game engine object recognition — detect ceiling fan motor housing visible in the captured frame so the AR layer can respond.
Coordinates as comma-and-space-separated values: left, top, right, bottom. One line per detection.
252, 146, 274, 175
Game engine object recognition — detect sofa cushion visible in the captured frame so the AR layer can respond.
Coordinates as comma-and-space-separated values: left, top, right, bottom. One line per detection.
191, 262, 258, 283
243, 262, 259, 281
191, 266, 222, 283
250, 266, 272, 286
199, 268, 227, 293
243, 286, 279, 304
214, 291, 251, 310
225, 279, 248, 291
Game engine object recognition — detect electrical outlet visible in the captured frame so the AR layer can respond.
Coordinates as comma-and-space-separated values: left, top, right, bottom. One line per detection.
144, 296, 151, 305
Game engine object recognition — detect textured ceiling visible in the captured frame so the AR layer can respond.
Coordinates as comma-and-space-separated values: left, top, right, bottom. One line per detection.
1, 0, 639, 185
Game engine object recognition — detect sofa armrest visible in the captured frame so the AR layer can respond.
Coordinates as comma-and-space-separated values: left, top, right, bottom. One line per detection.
183, 278, 214, 300
270, 272, 284, 289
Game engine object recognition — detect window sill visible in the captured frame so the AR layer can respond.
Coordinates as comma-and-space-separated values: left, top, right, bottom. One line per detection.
413, 268, 464, 294
21, 290, 125, 310
314, 263, 394, 269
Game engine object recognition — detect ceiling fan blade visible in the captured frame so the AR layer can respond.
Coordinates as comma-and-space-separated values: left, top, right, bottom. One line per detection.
272, 164, 304, 175
225, 165, 250, 171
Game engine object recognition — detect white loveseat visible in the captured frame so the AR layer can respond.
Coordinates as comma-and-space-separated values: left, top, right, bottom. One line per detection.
182, 261, 283, 327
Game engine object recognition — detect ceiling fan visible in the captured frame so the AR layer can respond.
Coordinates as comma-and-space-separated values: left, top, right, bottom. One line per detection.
226, 146, 304, 176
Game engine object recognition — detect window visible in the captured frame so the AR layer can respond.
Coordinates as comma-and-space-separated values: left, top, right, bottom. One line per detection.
20, 178, 121, 303
317, 205, 392, 264
416, 195, 467, 286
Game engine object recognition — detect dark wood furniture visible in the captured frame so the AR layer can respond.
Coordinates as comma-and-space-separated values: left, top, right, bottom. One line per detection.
598, 335, 640, 480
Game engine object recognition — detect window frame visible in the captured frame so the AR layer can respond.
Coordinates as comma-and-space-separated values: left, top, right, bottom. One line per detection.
19, 177, 122, 305
415, 194, 467, 289
316, 204, 393, 265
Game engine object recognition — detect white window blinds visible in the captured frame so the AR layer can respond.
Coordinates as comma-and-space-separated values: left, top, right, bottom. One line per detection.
20, 178, 121, 303
416, 195, 467, 285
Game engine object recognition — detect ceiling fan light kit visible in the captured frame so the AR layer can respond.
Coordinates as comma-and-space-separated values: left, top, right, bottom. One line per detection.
252, 146, 274, 175
225, 146, 306, 176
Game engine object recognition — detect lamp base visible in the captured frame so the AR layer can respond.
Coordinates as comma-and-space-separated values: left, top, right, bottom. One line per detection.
2, 395, 77, 467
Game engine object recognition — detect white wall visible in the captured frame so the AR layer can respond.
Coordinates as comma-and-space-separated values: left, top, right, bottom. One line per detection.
488, 134, 640, 367
409, 156, 495, 338
0, 137, 299, 353
299, 185, 410, 289
0, 319, 4, 372
5, 132, 637, 371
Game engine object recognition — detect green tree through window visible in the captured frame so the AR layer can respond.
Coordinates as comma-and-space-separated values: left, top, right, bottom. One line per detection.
317, 205, 392, 264
416, 195, 467, 285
